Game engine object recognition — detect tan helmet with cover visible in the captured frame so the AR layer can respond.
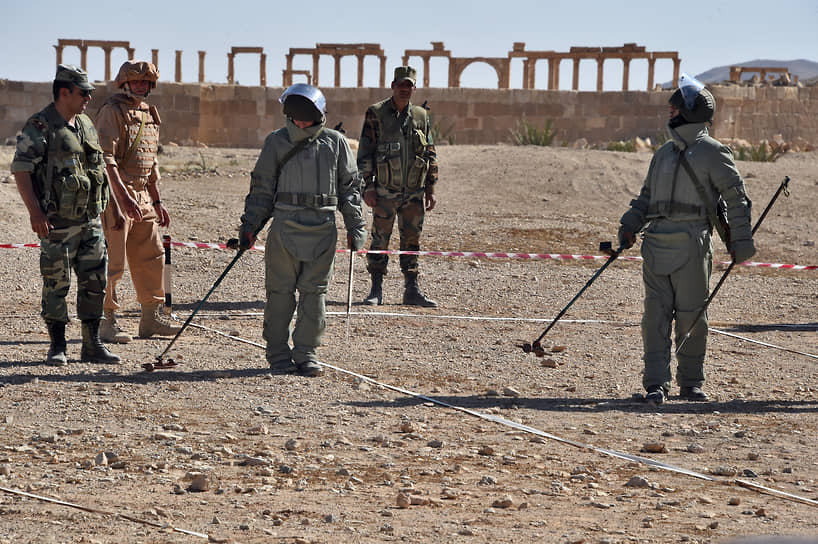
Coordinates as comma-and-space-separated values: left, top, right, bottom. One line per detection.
115, 61, 159, 89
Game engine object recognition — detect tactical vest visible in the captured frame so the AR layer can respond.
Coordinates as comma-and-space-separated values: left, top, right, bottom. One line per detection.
105, 95, 160, 180
33, 105, 109, 221
371, 100, 431, 192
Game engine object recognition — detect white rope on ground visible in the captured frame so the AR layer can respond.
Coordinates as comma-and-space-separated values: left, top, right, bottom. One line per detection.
0, 486, 209, 539
176, 321, 818, 508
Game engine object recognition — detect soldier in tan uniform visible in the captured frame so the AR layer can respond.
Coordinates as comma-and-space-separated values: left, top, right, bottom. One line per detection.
95, 61, 180, 342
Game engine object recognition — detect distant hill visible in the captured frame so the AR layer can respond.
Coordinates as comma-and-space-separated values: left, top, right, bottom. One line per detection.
663, 59, 818, 87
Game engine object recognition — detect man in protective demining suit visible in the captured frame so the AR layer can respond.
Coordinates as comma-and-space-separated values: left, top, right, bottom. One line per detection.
617, 74, 755, 404
238, 84, 367, 377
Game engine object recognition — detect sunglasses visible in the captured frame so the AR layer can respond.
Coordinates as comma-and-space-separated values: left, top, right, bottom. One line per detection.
75, 88, 93, 98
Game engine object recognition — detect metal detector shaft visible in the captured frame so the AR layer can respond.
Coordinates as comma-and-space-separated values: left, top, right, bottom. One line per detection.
532, 244, 625, 347
345, 249, 355, 343
676, 175, 790, 354
155, 248, 248, 362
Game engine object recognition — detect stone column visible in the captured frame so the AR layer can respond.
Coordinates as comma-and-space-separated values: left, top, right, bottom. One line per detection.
647, 58, 656, 90
127, 48, 135, 60
423, 57, 431, 88
357, 54, 364, 87
672, 58, 681, 87
175, 50, 182, 83
622, 57, 631, 91
333, 53, 341, 87
152, 49, 159, 70
198, 51, 206, 83
547, 59, 554, 90
312, 54, 320, 86
80, 45, 88, 71
54, 45, 63, 67
227, 53, 235, 84
596, 57, 604, 92
103, 46, 112, 81
260, 53, 267, 87
379, 55, 386, 88
552, 58, 559, 90
284, 53, 293, 87
572, 58, 581, 90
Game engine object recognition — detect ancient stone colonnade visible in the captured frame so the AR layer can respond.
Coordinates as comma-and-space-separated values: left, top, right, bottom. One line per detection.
54, 39, 680, 91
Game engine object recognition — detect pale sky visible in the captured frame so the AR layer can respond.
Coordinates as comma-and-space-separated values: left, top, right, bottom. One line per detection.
3, 0, 816, 90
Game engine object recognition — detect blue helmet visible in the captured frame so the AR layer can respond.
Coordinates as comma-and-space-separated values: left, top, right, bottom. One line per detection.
279, 83, 326, 123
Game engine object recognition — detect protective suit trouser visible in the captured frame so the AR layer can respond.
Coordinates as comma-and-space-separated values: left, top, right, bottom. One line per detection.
640, 221, 712, 391
40, 219, 108, 323
263, 229, 336, 365
102, 188, 164, 310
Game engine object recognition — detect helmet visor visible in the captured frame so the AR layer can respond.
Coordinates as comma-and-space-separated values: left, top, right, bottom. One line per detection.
678, 72, 706, 110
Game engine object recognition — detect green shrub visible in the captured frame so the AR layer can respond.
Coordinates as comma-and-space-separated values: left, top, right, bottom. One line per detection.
510, 118, 555, 146
606, 139, 637, 152
734, 141, 787, 162
430, 114, 456, 145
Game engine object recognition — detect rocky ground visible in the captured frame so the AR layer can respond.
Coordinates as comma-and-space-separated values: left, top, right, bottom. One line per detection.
0, 142, 816, 544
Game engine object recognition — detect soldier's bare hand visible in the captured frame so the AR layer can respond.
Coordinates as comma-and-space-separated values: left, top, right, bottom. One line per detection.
29, 209, 52, 239
111, 207, 127, 231
425, 193, 436, 212
155, 203, 170, 228
122, 195, 143, 221
363, 189, 377, 208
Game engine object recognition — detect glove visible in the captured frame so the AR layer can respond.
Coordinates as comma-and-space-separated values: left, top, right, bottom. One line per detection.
347, 226, 367, 251
238, 225, 256, 251
617, 226, 636, 250
730, 238, 756, 263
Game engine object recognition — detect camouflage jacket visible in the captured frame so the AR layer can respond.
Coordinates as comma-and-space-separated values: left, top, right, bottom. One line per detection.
11, 103, 109, 223
357, 97, 438, 196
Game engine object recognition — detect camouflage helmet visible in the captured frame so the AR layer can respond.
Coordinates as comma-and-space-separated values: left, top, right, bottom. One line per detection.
279, 83, 326, 123
115, 61, 159, 89
669, 72, 715, 123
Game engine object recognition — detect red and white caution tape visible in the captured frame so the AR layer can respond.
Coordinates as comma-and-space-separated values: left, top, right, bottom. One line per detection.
3, 241, 816, 271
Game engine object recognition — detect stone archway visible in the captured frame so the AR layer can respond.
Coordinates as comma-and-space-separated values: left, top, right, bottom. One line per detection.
449, 57, 510, 89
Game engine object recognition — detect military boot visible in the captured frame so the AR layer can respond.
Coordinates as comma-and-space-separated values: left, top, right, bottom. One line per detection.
100, 309, 133, 344
80, 320, 121, 364
362, 272, 383, 305
139, 303, 182, 338
402, 275, 437, 308
45, 320, 68, 367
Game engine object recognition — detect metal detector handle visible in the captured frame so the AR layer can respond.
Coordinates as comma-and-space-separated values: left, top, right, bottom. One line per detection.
675, 176, 791, 354
530, 241, 626, 348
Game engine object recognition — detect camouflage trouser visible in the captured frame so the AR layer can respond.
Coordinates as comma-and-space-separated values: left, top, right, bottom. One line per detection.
640, 220, 712, 391
366, 194, 425, 277
39, 218, 108, 323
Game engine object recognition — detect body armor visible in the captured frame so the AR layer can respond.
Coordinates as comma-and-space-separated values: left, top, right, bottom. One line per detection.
369, 99, 432, 193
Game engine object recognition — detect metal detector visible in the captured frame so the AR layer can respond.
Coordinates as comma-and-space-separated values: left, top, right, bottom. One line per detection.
522, 240, 627, 356
675, 175, 791, 354
143, 240, 252, 371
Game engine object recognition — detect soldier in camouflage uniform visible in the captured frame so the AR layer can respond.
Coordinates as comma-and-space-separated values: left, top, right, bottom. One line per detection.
11, 65, 120, 366
95, 61, 180, 343
618, 74, 755, 404
357, 66, 439, 307
238, 84, 366, 377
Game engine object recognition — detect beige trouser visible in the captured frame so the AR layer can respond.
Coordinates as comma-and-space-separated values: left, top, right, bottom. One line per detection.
102, 181, 164, 311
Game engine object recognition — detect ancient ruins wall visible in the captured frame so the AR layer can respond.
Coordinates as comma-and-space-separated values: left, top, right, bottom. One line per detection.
2, 79, 816, 148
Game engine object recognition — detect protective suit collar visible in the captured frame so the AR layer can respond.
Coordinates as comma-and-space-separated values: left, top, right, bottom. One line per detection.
667, 122, 708, 150
286, 117, 326, 143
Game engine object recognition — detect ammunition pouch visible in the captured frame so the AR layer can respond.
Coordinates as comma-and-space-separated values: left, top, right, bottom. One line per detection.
375, 141, 403, 191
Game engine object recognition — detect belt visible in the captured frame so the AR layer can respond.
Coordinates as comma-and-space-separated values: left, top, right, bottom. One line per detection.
275, 192, 338, 208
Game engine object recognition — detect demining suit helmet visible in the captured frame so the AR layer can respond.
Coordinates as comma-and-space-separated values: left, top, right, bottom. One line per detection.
669, 72, 715, 125
115, 60, 159, 99
279, 83, 326, 124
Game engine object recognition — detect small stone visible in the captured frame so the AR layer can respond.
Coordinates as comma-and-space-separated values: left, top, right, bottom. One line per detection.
503, 386, 521, 398
687, 443, 705, 453
709, 521, 720, 529
188, 473, 212, 492
94, 452, 108, 466
284, 438, 299, 451
491, 495, 514, 508
172, 484, 186, 495
541, 358, 558, 368
410, 495, 429, 506
399, 421, 415, 433
427, 439, 444, 449
625, 476, 651, 488
728, 497, 741, 506
396, 492, 411, 508
712, 466, 738, 477
642, 443, 667, 453
748, 452, 760, 461
478, 445, 495, 456
246, 426, 268, 436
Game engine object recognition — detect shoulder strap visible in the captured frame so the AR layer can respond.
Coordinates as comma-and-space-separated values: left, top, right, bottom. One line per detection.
678, 151, 729, 245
